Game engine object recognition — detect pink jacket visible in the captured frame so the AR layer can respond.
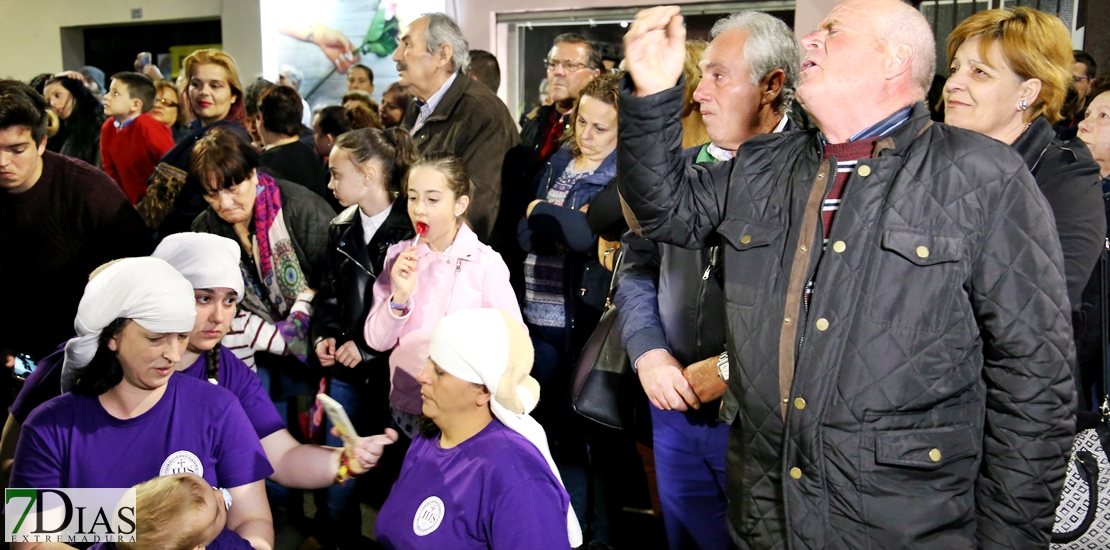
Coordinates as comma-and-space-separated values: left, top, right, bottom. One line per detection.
364, 223, 523, 415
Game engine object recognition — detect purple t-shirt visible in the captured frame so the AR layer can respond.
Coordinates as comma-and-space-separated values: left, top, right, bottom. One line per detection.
13, 345, 285, 441
10, 374, 273, 491
375, 420, 572, 550
179, 346, 285, 439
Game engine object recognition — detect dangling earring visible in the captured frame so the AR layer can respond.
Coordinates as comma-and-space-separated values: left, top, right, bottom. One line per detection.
1019, 99, 1028, 111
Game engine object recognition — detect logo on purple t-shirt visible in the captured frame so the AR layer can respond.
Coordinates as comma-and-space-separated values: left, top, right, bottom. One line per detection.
159, 451, 203, 477
413, 496, 444, 536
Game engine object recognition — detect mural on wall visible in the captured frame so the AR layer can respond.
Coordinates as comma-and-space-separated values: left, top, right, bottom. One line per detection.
260, 0, 445, 110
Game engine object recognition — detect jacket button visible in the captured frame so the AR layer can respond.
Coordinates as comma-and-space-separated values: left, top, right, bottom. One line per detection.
815, 318, 829, 331
916, 246, 930, 259
832, 241, 846, 253
857, 165, 871, 177
799, 244, 807, 252
740, 235, 752, 244
929, 448, 941, 462
789, 467, 802, 479
794, 397, 806, 410
784, 316, 792, 325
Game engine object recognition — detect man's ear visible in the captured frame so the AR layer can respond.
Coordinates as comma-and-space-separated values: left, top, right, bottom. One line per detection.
438, 44, 454, 70
884, 42, 915, 82
760, 69, 786, 108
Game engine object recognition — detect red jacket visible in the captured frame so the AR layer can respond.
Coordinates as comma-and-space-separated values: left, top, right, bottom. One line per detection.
99, 113, 175, 204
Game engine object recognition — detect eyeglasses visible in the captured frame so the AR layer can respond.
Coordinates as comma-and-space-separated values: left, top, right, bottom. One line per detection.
156, 97, 179, 108
544, 58, 590, 72
1074, 75, 1091, 83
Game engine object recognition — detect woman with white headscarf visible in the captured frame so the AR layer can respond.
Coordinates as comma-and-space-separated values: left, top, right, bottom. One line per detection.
374, 308, 582, 550
154, 233, 398, 489
10, 257, 275, 550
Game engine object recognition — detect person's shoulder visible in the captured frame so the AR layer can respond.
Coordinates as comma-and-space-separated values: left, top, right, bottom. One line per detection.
24, 391, 84, 429
173, 372, 239, 407
457, 77, 514, 123
469, 422, 557, 481
331, 204, 360, 227
40, 150, 118, 190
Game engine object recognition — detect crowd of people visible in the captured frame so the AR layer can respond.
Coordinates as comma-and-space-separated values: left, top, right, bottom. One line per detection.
1, 1, 1109, 549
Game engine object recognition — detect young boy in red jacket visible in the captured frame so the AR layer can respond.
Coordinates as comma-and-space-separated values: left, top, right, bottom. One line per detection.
100, 72, 175, 204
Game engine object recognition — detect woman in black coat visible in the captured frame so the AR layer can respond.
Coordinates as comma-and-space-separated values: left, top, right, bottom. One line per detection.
945, 7, 1105, 408
42, 75, 105, 167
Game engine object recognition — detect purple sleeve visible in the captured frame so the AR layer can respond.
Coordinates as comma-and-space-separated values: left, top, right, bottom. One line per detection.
205, 527, 255, 550
490, 478, 572, 550
10, 404, 65, 489
219, 348, 285, 438
11, 344, 65, 424
211, 396, 274, 488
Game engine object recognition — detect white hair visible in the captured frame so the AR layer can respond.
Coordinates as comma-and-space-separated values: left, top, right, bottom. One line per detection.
875, 5, 936, 99
710, 11, 801, 112
278, 65, 304, 90
422, 13, 471, 74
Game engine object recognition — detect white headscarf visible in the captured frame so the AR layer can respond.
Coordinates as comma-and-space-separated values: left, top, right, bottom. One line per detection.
60, 257, 197, 391
152, 233, 245, 300
427, 308, 583, 547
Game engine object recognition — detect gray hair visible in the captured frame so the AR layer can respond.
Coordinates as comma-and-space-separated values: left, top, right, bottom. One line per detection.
423, 13, 471, 74
710, 11, 800, 113
278, 65, 303, 90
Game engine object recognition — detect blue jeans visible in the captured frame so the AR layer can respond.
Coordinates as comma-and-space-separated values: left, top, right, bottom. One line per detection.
650, 406, 731, 550
313, 377, 362, 548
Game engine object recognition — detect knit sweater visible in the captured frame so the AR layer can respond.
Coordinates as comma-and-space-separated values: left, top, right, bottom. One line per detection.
0, 151, 153, 360
100, 113, 175, 204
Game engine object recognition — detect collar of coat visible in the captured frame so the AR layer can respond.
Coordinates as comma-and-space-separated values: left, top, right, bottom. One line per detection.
402, 73, 477, 128
412, 221, 480, 261
813, 102, 934, 160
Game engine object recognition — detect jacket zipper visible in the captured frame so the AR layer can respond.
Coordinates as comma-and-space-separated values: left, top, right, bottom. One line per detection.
337, 246, 374, 277
696, 246, 719, 354
442, 258, 463, 316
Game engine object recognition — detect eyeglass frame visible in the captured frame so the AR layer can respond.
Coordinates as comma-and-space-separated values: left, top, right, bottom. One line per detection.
1074, 75, 1091, 83
156, 97, 180, 108
544, 58, 591, 73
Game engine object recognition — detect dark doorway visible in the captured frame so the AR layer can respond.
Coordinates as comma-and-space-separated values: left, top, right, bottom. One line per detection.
81, 19, 222, 78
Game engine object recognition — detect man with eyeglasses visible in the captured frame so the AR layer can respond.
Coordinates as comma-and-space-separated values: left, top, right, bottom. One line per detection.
521, 34, 602, 179
1059, 50, 1099, 137
391, 12, 519, 242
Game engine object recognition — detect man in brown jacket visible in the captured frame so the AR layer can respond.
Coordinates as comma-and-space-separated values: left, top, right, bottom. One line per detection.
393, 13, 520, 241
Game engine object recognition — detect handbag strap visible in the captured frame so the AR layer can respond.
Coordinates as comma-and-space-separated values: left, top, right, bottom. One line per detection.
603, 247, 625, 310
1051, 449, 1101, 543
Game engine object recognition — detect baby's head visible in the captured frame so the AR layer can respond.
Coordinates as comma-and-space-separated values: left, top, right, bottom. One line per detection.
117, 473, 227, 550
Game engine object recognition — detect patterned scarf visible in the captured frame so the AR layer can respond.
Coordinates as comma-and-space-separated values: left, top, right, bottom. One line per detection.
242, 173, 311, 361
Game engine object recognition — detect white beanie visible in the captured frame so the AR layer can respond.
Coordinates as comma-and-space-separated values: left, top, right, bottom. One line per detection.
427, 308, 583, 547
61, 257, 197, 391
152, 232, 245, 300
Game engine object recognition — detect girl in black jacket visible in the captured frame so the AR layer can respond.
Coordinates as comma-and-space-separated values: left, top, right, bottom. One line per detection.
309, 127, 415, 549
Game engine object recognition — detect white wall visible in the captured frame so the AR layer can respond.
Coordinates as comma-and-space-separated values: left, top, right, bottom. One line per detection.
0, 0, 263, 82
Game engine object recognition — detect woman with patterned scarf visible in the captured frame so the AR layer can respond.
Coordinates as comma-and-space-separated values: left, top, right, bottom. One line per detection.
188, 128, 335, 416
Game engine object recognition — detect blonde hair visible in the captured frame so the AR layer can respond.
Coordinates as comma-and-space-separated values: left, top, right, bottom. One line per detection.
116, 474, 213, 550
946, 7, 1073, 123
682, 40, 709, 149
182, 49, 247, 124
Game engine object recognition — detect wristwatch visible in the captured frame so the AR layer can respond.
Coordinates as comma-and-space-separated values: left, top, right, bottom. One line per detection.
717, 351, 729, 382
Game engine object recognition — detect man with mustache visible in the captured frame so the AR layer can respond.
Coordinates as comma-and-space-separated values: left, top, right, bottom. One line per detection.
618, 1, 1075, 548
392, 13, 519, 242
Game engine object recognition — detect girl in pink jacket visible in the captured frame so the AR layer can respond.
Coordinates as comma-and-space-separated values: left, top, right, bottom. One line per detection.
364, 153, 523, 437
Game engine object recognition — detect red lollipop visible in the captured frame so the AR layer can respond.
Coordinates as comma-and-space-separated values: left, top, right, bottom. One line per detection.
413, 222, 429, 246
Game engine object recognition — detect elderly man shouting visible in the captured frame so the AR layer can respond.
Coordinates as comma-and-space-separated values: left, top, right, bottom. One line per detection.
619, 1, 1075, 549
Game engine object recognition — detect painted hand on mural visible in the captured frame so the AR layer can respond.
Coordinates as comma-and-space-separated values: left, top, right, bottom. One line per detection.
279, 23, 362, 73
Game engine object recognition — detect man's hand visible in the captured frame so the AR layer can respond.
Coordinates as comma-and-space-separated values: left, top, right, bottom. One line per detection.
315, 338, 337, 367
637, 349, 701, 411
684, 355, 727, 403
335, 340, 362, 368
623, 6, 686, 97
344, 428, 400, 475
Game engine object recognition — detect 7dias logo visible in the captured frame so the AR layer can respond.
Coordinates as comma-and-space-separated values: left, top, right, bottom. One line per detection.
5, 488, 137, 544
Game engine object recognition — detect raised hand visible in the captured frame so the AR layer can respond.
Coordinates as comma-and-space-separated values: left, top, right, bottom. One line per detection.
623, 6, 687, 96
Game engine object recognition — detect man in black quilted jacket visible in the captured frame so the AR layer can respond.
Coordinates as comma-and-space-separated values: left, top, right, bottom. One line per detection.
618, 1, 1076, 549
